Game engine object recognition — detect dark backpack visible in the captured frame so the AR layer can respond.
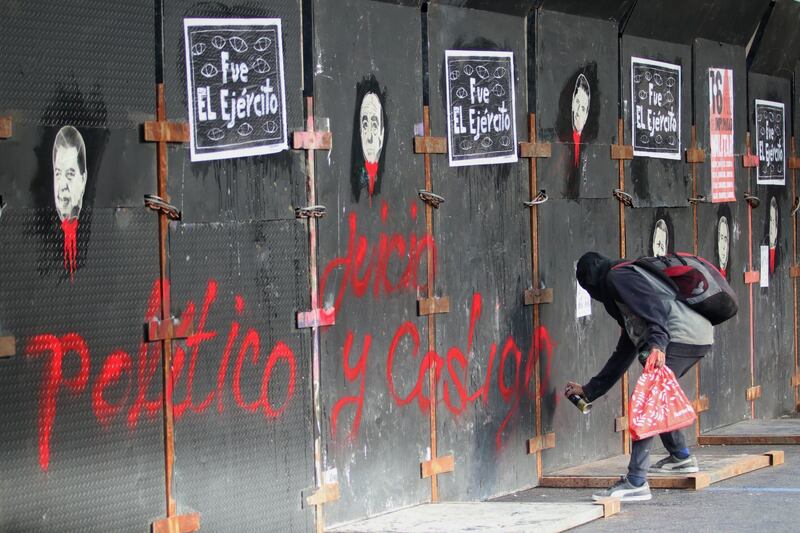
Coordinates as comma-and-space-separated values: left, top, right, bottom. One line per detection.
620, 253, 739, 325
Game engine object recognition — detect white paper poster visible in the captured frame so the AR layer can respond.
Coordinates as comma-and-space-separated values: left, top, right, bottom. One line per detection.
183, 18, 288, 162
445, 50, 517, 167
576, 284, 592, 318
708, 68, 735, 202
760, 245, 770, 288
631, 57, 681, 160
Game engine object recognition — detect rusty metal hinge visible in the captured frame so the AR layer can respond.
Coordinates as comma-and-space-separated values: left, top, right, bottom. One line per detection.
527, 432, 556, 454
0, 336, 16, 359
145, 194, 181, 220
421, 454, 454, 479
418, 190, 444, 209
523, 190, 548, 207
295, 205, 326, 219
143, 121, 190, 143
0, 116, 11, 139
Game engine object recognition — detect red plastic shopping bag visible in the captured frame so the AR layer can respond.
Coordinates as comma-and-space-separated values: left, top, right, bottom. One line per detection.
628, 356, 697, 441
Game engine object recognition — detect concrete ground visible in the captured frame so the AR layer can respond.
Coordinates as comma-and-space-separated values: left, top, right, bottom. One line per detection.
499, 445, 800, 532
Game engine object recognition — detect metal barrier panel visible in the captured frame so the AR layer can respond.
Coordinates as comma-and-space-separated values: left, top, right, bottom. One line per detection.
693, 39, 751, 431
161, 1, 315, 531
312, 0, 431, 525
427, 3, 536, 500
534, 10, 618, 199
621, 35, 692, 208
748, 72, 794, 418
0, 2, 164, 531
537, 199, 623, 472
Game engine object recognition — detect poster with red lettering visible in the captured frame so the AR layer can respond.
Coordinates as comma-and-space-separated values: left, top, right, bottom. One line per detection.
709, 68, 735, 202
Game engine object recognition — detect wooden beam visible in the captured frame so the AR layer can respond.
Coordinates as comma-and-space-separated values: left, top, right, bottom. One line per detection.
519, 141, 551, 159
0, 336, 16, 358
414, 136, 447, 154
421, 454, 454, 479
523, 288, 553, 306
527, 433, 556, 454
151, 513, 200, 533
610, 144, 633, 160
0, 116, 11, 139
746, 385, 762, 402
593, 497, 620, 518
417, 296, 450, 316
143, 121, 190, 143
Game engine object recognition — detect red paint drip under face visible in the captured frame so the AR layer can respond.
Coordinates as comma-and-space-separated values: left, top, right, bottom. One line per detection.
719, 268, 727, 279
61, 218, 78, 280
572, 130, 581, 167
365, 161, 379, 196
770, 246, 776, 274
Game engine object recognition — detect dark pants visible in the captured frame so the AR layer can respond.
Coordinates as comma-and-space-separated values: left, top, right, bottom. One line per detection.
628, 349, 702, 480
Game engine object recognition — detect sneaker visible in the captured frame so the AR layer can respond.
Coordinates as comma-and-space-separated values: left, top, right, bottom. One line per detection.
592, 476, 652, 502
649, 454, 699, 474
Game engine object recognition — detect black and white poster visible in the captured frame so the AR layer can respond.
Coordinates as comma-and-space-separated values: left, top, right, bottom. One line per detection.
445, 50, 517, 167
631, 57, 681, 160
755, 99, 785, 185
183, 18, 288, 162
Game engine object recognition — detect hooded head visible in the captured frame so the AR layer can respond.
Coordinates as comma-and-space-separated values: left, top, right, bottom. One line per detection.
576, 252, 618, 303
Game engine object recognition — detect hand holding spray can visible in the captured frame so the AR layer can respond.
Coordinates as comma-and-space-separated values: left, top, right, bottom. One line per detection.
568, 393, 592, 414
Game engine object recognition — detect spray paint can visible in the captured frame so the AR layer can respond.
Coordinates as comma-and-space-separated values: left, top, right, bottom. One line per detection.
568, 394, 592, 414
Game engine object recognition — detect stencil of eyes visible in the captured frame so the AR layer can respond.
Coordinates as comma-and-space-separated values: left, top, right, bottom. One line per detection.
571, 74, 590, 134
653, 219, 668, 257
769, 197, 778, 248
359, 92, 384, 164
717, 216, 729, 270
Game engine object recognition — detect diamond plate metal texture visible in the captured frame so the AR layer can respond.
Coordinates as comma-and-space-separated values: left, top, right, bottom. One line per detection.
0, 207, 164, 532
0, 1, 155, 127
169, 219, 314, 533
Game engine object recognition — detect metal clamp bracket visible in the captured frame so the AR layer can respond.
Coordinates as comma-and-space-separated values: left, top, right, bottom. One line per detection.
523, 288, 553, 305
688, 195, 708, 205
615, 415, 629, 433
0, 336, 16, 359
143, 121, 190, 143
418, 296, 450, 316
792, 197, 800, 217
610, 144, 634, 160
418, 190, 445, 209
789, 156, 800, 170
0, 116, 11, 139
297, 307, 336, 329
519, 141, 552, 159
295, 205, 326, 219
151, 513, 201, 533
686, 147, 706, 164
523, 190, 548, 207
527, 432, 556, 454
302, 482, 341, 508
145, 194, 181, 220
746, 385, 762, 402
743, 193, 760, 209
146, 316, 192, 343
790, 266, 800, 279
613, 189, 634, 207
742, 154, 759, 168
744, 271, 760, 284
293, 130, 332, 151
414, 136, 447, 154
421, 454, 454, 479
693, 395, 709, 413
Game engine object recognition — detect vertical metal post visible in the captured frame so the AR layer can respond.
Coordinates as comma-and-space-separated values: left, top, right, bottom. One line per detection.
616, 118, 631, 455
155, 83, 177, 518
421, 105, 440, 502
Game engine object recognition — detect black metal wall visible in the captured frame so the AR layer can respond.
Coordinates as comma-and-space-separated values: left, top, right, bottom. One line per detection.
3, 1, 800, 532
0, 2, 164, 531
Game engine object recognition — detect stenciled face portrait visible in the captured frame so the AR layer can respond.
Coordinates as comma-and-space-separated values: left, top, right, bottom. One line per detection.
360, 92, 384, 165
769, 197, 778, 249
717, 216, 729, 272
653, 219, 668, 257
52, 126, 87, 222
571, 74, 590, 134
